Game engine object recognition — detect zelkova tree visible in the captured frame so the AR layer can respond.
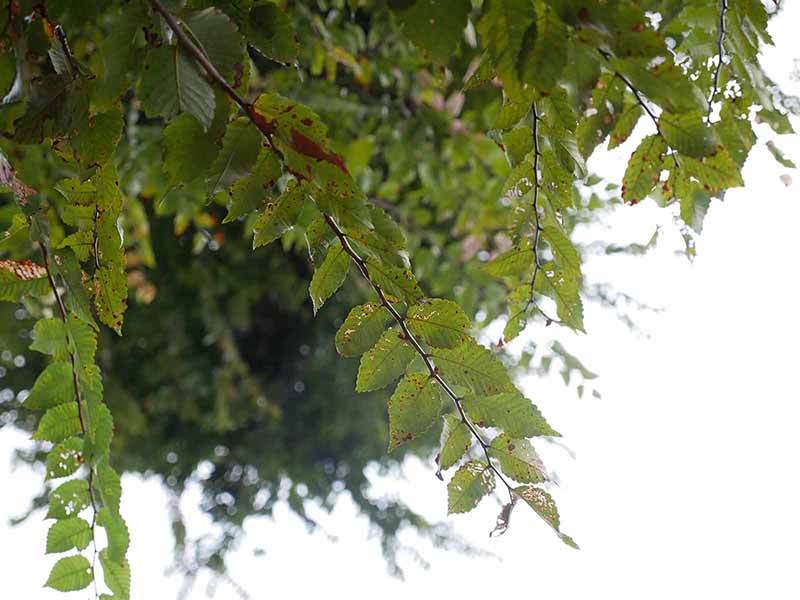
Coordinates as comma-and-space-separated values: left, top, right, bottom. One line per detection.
0, 0, 795, 596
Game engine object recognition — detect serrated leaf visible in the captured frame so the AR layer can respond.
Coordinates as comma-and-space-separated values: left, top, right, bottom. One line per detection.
622, 134, 666, 203
248, 3, 298, 63
478, 0, 534, 93
515, 485, 578, 548
541, 222, 581, 276
462, 392, 559, 438
406, 299, 470, 349
613, 57, 707, 114
681, 147, 744, 193
608, 103, 642, 149
659, 112, 718, 158
45, 437, 84, 480
99, 549, 131, 600
502, 127, 533, 166
96, 459, 122, 517
163, 113, 222, 184
680, 188, 711, 234
365, 259, 423, 305
70, 109, 124, 169
45, 554, 92, 591
46, 517, 91, 553
447, 461, 495, 514
47, 479, 90, 520
30, 318, 69, 360
98, 508, 129, 562
309, 241, 350, 314
24, 362, 74, 411
390, 0, 470, 63
253, 181, 307, 247
33, 403, 81, 443
207, 117, 263, 193
484, 244, 534, 279
335, 303, 392, 358
93, 3, 148, 107
138, 45, 215, 130
535, 265, 584, 331
438, 414, 472, 472
356, 328, 415, 392
432, 340, 516, 396
520, 2, 568, 92
83, 401, 113, 462
489, 433, 547, 483
221, 150, 281, 223
184, 7, 245, 81
387, 373, 442, 451
94, 265, 127, 334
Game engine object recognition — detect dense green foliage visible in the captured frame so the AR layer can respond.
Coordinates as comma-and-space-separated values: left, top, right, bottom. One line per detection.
0, 0, 795, 596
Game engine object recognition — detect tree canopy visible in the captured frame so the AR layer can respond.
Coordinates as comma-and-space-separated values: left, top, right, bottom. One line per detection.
0, 0, 795, 596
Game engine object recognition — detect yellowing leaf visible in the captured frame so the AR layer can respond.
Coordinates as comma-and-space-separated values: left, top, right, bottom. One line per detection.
406, 299, 470, 349
447, 461, 495, 514
462, 392, 559, 438
489, 434, 548, 484
335, 303, 392, 358
387, 373, 442, 451
356, 328, 415, 392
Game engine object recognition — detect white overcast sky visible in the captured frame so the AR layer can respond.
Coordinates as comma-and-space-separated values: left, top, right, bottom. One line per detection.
2, 5, 800, 599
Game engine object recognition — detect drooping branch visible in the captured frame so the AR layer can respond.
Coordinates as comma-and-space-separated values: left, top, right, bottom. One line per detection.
707, 0, 729, 123
148, 0, 518, 499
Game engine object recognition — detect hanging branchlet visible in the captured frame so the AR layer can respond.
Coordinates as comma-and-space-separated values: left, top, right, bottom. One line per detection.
707, 0, 729, 123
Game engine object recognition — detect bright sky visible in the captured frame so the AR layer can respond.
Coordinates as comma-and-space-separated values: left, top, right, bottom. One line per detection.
2, 6, 799, 599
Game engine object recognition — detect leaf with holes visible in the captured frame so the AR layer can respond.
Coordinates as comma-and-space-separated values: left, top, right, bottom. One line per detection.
335, 303, 392, 358
437, 414, 472, 473
447, 461, 496, 514
659, 111, 718, 158
489, 434, 548, 484
622, 134, 666, 203
515, 485, 578, 548
47, 480, 90, 520
406, 299, 470, 349
45, 437, 84, 480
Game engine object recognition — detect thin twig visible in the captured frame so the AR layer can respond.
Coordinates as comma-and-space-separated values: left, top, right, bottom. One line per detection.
148, 0, 517, 499
597, 48, 681, 169
707, 0, 728, 124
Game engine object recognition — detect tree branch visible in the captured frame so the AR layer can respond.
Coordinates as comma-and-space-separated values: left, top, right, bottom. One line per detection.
707, 0, 728, 124
148, 0, 518, 499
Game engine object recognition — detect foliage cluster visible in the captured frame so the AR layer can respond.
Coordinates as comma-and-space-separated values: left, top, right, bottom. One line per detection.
0, 0, 795, 596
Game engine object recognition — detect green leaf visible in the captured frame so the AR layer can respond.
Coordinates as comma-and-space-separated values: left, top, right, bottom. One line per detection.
622, 134, 666, 203
208, 117, 263, 193
99, 549, 131, 600
766, 140, 796, 169
45, 555, 92, 592
484, 244, 534, 279
0, 259, 49, 301
432, 340, 516, 396
247, 3, 298, 63
356, 328, 415, 392
94, 265, 127, 335
680, 188, 711, 234
335, 303, 392, 358
437, 414, 472, 472
520, 2, 568, 92
98, 508, 129, 562
93, 2, 148, 107
184, 7, 245, 81
447, 461, 495, 514
138, 45, 216, 130
478, 0, 534, 93
47, 479, 90, 520
406, 299, 470, 349
30, 318, 69, 361
221, 150, 282, 223
163, 113, 222, 184
253, 181, 307, 247
365, 259, 424, 305
308, 241, 350, 314
541, 221, 581, 277
515, 485, 578, 548
46, 517, 92, 553
387, 373, 442, 451
96, 459, 122, 517
502, 127, 534, 167
24, 362, 75, 411
33, 403, 81, 443
70, 109, 124, 169
535, 266, 584, 331
489, 433, 547, 483
46, 437, 84, 480
608, 103, 642, 149
83, 401, 114, 462
659, 112, 718, 158
681, 147, 744, 193
613, 57, 708, 114
462, 392, 559, 438
390, 0, 471, 63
